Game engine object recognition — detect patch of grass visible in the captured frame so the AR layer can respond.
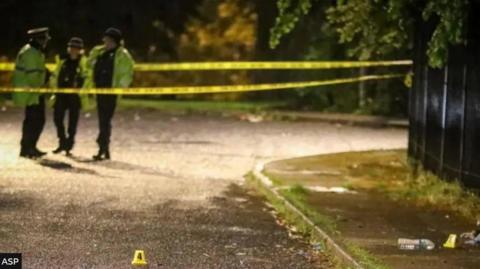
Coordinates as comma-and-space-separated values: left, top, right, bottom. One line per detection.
245, 173, 342, 265
261, 172, 286, 186
279, 184, 389, 269
247, 173, 386, 269
345, 242, 390, 269
337, 150, 480, 221
279, 185, 337, 235
4, 97, 287, 114
342, 181, 354, 190
285, 184, 309, 197
391, 170, 480, 221
259, 150, 480, 268
334, 150, 480, 221
245, 174, 315, 236
118, 98, 288, 113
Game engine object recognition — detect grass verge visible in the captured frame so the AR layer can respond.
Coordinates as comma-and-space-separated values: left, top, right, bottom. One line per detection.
118, 98, 288, 113
246, 172, 389, 269
253, 150, 480, 268
388, 169, 480, 221
280, 185, 389, 269
245, 174, 319, 241
1, 98, 288, 114
267, 149, 480, 222
341, 150, 480, 222
345, 243, 389, 269
279, 184, 337, 235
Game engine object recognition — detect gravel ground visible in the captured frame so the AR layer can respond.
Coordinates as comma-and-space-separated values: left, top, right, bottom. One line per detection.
0, 107, 407, 268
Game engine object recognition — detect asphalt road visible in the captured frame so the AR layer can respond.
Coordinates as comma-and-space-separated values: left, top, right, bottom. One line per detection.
0, 107, 407, 268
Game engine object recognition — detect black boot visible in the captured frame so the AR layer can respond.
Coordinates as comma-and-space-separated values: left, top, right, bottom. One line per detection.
65, 137, 74, 156
20, 147, 34, 159
21, 147, 46, 159
104, 148, 110, 160
53, 138, 67, 154
52, 144, 66, 154
20, 140, 35, 159
32, 148, 47, 158
93, 145, 110, 161
92, 149, 103, 161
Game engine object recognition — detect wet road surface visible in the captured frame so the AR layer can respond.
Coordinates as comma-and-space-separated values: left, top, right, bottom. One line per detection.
0, 108, 407, 268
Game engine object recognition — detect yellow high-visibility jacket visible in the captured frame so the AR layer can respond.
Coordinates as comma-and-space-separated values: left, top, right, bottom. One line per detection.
84, 45, 135, 89
12, 43, 47, 106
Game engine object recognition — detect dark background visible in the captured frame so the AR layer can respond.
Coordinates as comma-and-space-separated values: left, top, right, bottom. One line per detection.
0, 0, 408, 117
0, 0, 202, 61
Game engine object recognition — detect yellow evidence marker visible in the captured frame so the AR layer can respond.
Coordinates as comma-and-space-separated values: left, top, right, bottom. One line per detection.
131, 250, 148, 267
443, 234, 457, 249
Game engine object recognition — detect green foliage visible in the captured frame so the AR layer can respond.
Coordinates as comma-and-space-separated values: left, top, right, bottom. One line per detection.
393, 170, 480, 221
269, 0, 316, 49
422, 0, 468, 67
270, 0, 469, 67
326, 0, 412, 60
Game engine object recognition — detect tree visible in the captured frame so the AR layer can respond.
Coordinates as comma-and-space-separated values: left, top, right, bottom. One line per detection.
270, 0, 469, 67
178, 0, 256, 62
170, 0, 258, 100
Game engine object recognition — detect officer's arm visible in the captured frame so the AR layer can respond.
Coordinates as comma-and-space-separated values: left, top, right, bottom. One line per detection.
49, 55, 61, 89
82, 50, 96, 89
77, 55, 89, 87
118, 51, 135, 88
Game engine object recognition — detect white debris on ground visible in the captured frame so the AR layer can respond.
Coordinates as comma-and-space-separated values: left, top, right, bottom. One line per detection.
306, 186, 357, 194
239, 113, 264, 123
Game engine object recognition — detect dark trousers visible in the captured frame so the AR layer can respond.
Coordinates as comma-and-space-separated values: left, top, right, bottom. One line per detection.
96, 94, 117, 149
20, 96, 45, 151
53, 94, 81, 147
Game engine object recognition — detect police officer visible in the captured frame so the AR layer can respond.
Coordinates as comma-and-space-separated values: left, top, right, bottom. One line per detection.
51, 37, 87, 156
12, 27, 51, 158
85, 28, 134, 160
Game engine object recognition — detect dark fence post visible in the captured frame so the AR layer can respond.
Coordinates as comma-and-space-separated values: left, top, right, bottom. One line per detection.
409, 2, 480, 188
461, 0, 480, 187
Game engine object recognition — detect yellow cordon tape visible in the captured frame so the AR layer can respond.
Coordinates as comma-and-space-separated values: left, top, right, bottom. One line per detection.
0, 63, 55, 71
0, 74, 404, 95
0, 60, 412, 72
133, 60, 412, 71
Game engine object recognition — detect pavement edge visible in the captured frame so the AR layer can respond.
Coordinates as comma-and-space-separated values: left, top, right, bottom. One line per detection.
248, 162, 364, 269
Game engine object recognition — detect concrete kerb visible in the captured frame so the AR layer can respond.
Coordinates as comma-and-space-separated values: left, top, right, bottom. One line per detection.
251, 162, 364, 269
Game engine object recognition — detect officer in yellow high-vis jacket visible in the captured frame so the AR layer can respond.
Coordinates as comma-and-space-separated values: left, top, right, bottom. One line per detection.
50, 37, 87, 156
85, 28, 134, 160
12, 27, 51, 158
